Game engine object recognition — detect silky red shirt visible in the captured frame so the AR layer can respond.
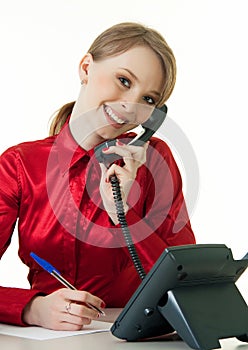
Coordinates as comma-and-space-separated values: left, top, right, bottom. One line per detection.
0, 120, 195, 326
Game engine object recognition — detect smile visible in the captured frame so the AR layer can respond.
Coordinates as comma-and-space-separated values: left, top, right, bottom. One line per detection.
103, 105, 127, 125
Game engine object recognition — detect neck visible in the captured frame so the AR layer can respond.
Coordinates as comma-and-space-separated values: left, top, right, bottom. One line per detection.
69, 91, 103, 150
69, 117, 104, 151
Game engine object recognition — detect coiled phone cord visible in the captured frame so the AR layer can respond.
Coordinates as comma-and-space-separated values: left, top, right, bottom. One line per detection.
110, 174, 146, 281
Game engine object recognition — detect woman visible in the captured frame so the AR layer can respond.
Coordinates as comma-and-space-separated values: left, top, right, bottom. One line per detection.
0, 22, 195, 330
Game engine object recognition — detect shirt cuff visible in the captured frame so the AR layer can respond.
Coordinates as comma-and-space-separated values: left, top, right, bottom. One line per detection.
0, 287, 44, 326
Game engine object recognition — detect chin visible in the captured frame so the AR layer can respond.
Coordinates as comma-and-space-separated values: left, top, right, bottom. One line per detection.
97, 127, 123, 140
98, 131, 120, 141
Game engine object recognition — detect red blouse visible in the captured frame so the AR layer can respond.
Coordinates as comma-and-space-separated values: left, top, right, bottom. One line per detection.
0, 121, 195, 326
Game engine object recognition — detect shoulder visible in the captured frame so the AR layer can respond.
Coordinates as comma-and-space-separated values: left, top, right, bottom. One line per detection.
149, 135, 173, 157
0, 135, 56, 162
148, 136, 179, 173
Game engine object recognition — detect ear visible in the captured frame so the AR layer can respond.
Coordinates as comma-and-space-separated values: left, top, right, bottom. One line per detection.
78, 53, 93, 84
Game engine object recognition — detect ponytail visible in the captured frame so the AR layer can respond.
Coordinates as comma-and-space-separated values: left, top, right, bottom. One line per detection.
49, 101, 75, 136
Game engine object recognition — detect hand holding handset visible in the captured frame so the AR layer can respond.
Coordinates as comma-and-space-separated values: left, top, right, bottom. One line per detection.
94, 104, 168, 280
94, 104, 167, 168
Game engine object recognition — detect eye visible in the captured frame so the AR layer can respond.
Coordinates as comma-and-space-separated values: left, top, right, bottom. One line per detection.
143, 96, 155, 105
118, 77, 131, 88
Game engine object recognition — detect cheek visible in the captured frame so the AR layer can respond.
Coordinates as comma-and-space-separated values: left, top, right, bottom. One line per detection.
132, 105, 153, 126
91, 73, 119, 99
95, 74, 110, 87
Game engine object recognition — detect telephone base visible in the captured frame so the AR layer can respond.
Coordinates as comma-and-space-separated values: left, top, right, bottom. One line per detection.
158, 282, 248, 350
111, 244, 248, 350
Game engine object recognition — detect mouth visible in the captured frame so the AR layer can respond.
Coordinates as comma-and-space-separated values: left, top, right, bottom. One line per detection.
103, 104, 128, 128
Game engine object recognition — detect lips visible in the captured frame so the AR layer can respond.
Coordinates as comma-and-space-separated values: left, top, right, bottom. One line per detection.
103, 104, 128, 129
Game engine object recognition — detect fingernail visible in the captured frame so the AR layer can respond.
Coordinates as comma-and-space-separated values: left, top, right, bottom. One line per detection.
102, 147, 109, 152
101, 301, 106, 308
117, 139, 124, 146
105, 177, 109, 183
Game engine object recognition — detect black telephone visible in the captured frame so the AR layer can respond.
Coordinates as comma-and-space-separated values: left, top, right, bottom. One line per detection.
94, 104, 167, 168
94, 105, 168, 280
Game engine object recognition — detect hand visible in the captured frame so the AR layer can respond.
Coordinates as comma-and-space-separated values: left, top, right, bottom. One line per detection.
23, 288, 105, 330
99, 140, 149, 224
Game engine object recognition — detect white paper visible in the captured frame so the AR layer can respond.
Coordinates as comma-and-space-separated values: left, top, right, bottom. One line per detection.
0, 320, 112, 340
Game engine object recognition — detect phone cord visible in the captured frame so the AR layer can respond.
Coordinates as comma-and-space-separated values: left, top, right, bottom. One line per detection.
110, 174, 146, 281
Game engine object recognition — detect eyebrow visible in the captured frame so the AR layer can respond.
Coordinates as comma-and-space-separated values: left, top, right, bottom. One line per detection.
119, 67, 162, 98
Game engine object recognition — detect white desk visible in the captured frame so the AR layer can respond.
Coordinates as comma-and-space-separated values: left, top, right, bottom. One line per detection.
0, 308, 247, 350
0, 309, 247, 350
0, 331, 247, 350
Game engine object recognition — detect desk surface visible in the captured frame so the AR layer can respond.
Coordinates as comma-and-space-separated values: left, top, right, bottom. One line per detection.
0, 309, 247, 350
1, 308, 247, 350
0, 332, 247, 350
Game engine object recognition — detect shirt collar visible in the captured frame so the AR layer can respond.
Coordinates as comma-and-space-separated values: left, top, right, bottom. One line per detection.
55, 117, 93, 175
54, 116, 136, 175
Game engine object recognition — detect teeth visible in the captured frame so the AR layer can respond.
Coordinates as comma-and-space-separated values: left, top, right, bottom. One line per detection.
105, 106, 125, 124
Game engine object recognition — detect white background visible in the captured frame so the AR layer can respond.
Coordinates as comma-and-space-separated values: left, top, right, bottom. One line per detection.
0, 0, 247, 300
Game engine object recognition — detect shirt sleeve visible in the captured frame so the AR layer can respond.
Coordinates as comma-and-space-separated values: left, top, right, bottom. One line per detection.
0, 287, 43, 326
0, 148, 42, 326
120, 137, 196, 273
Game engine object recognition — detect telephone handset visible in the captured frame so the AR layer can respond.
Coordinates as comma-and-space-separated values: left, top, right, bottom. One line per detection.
94, 104, 167, 168
94, 105, 168, 281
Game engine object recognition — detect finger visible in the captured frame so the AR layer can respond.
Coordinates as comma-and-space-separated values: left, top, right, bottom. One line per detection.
117, 140, 150, 155
106, 163, 130, 180
65, 302, 100, 320
103, 143, 148, 166
62, 290, 105, 311
99, 162, 107, 173
57, 317, 91, 331
104, 147, 136, 171
102, 146, 132, 160
99, 162, 108, 181
102, 148, 136, 174
62, 305, 93, 324
125, 141, 149, 165
62, 311, 91, 327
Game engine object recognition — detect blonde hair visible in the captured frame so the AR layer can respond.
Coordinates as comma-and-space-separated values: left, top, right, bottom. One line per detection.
49, 22, 176, 135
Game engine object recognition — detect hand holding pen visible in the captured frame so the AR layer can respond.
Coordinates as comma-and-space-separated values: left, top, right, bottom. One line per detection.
22, 252, 105, 331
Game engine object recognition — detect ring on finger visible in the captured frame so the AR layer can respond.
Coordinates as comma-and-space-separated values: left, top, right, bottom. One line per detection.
65, 301, 72, 314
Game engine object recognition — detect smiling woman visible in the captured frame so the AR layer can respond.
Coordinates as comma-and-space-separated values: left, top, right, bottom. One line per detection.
69, 46, 165, 150
0, 21, 195, 331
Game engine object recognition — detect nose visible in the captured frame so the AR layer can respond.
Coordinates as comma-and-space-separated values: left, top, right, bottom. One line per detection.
120, 100, 137, 113
119, 100, 153, 125
119, 89, 141, 111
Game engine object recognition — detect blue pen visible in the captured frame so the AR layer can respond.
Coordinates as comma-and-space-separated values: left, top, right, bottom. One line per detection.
30, 252, 105, 316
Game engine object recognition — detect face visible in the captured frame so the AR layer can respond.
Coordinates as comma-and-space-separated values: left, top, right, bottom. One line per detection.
76, 46, 164, 144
